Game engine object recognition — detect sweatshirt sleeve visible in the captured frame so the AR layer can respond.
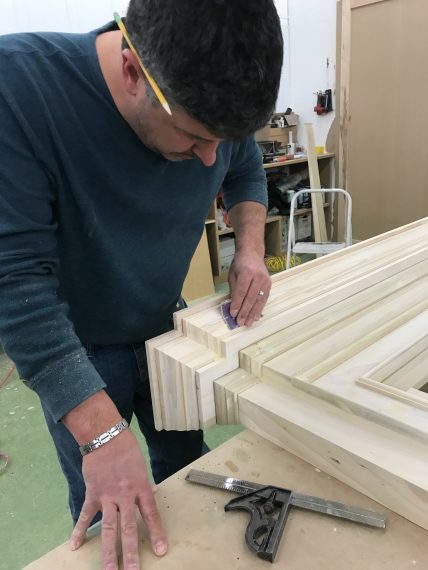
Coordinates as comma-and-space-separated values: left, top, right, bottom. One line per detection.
0, 90, 106, 422
221, 136, 268, 212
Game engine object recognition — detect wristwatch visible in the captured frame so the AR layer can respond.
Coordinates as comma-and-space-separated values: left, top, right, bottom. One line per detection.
79, 418, 129, 456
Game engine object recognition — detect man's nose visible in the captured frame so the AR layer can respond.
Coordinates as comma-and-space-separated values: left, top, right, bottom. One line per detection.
192, 141, 219, 167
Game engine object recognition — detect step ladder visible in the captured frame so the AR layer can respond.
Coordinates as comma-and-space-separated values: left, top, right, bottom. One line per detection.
286, 188, 352, 270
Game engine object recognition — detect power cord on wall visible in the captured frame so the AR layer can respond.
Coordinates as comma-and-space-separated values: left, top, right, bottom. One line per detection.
264, 254, 301, 273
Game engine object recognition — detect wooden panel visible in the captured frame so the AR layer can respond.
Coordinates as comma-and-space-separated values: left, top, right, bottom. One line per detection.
148, 219, 428, 529
237, 380, 428, 529
149, 219, 428, 430
336, 0, 351, 183
23, 430, 428, 570
304, 124, 328, 244
351, 0, 387, 7
345, 0, 428, 239
182, 228, 215, 302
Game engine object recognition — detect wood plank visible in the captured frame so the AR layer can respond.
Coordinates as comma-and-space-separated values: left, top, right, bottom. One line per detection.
263, 277, 428, 384
152, 222, 428, 431
304, 123, 328, 243
358, 377, 428, 412
213, 369, 260, 425
143, 218, 428, 536
185, 246, 428, 358
337, 0, 351, 247
154, 337, 219, 430
240, 259, 428, 377
369, 333, 428, 390
146, 329, 184, 430
195, 354, 239, 428
180, 223, 428, 348
238, 380, 428, 530
154, 336, 190, 431
173, 293, 227, 333
303, 311, 428, 438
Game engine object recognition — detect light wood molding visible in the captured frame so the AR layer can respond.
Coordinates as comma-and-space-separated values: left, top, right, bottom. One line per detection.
351, 0, 387, 8
337, 0, 350, 191
304, 124, 328, 244
147, 217, 428, 529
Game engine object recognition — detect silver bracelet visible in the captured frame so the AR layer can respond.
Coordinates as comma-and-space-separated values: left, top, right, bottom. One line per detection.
79, 418, 129, 456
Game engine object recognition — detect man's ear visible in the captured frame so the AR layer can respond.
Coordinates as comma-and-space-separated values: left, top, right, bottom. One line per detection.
121, 48, 141, 96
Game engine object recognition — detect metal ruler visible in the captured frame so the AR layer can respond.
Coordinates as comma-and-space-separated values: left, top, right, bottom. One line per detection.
186, 469, 386, 562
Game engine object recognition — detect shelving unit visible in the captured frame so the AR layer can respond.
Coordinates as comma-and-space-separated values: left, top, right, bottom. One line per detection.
182, 153, 335, 298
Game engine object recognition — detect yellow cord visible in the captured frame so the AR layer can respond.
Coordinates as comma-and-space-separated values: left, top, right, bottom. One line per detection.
264, 254, 301, 272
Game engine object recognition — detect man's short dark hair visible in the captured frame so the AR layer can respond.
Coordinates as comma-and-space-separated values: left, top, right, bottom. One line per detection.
125, 0, 283, 139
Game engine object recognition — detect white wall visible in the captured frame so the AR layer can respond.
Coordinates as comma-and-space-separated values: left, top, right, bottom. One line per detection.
275, 0, 337, 147
0, 0, 128, 34
274, 0, 292, 127
2, 0, 336, 146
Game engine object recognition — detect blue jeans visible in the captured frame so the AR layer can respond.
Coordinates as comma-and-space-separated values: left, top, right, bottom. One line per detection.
41, 341, 207, 525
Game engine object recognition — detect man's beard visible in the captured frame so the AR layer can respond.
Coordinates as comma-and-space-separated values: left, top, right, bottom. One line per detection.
132, 109, 160, 154
132, 107, 194, 162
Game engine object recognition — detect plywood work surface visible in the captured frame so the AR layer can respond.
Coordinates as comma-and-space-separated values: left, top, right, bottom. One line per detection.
25, 430, 428, 570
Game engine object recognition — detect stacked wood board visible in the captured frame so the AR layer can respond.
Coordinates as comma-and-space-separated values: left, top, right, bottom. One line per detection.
146, 218, 428, 529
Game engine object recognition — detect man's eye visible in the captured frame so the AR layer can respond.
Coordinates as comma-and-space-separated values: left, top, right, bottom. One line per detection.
176, 128, 195, 140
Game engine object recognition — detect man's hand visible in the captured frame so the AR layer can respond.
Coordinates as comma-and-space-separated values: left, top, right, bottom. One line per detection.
228, 249, 271, 327
225, 201, 271, 326
63, 391, 167, 569
69, 428, 167, 569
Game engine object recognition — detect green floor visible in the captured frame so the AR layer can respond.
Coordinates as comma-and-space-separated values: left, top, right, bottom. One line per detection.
0, 354, 243, 570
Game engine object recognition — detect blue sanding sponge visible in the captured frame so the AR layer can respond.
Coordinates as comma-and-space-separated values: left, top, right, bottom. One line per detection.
220, 300, 240, 330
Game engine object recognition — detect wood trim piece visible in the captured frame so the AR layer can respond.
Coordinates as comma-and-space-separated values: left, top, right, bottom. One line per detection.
304, 124, 328, 243
237, 379, 428, 530
147, 218, 428, 531
351, 0, 387, 8
150, 219, 428, 431
338, 0, 350, 191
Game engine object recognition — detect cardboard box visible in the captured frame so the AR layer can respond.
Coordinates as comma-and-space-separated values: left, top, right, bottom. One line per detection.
296, 214, 312, 240
255, 125, 298, 148
281, 217, 290, 249
281, 214, 312, 247
254, 125, 271, 141
279, 112, 299, 127
219, 237, 235, 273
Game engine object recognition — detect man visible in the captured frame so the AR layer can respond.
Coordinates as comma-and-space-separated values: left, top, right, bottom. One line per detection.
0, 0, 283, 568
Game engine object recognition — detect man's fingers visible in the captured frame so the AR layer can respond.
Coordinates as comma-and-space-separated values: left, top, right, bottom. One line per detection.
234, 275, 271, 326
101, 503, 119, 569
119, 505, 140, 570
137, 492, 167, 557
69, 501, 98, 550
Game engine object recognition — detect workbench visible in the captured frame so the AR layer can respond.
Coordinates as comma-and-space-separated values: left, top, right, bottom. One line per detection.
25, 429, 428, 569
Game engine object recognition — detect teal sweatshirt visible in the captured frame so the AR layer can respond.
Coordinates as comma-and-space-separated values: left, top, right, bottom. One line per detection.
0, 22, 267, 422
